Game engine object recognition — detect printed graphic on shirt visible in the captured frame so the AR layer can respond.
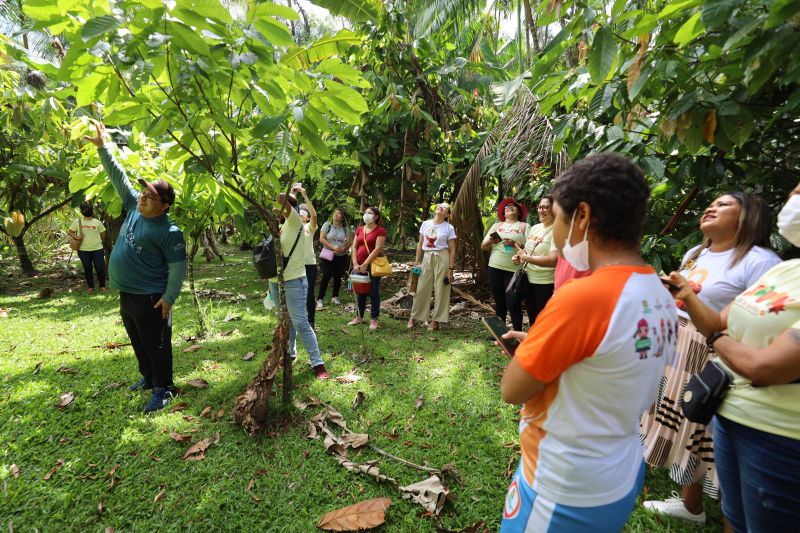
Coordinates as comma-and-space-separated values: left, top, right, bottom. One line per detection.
504, 480, 521, 519
125, 223, 143, 255
737, 283, 796, 316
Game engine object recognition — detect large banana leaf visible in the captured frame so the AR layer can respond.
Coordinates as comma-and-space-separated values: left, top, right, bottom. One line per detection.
306, 0, 380, 23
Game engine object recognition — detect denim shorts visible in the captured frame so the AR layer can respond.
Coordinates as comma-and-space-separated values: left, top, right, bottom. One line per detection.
715, 415, 800, 532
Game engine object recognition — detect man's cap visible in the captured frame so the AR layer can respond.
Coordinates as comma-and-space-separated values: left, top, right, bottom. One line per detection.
137, 178, 175, 205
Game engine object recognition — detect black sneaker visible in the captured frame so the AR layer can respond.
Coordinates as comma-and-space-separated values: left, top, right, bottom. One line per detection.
143, 387, 175, 413
129, 377, 153, 391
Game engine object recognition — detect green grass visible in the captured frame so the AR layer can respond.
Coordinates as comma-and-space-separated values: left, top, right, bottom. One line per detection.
0, 248, 722, 531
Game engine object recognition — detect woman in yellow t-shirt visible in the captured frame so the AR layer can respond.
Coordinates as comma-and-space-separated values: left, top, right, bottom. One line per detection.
513, 196, 557, 326
68, 202, 107, 294
480, 198, 528, 331
668, 183, 800, 532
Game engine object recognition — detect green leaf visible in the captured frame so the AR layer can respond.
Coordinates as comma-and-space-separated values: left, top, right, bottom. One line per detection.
105, 102, 146, 123
314, 93, 363, 125
174, 0, 232, 24
491, 72, 529, 107
641, 156, 665, 179
588, 26, 616, 84
248, 2, 300, 22
254, 18, 295, 47
81, 15, 119, 42
272, 129, 293, 167
297, 120, 330, 159
701, 0, 743, 31
657, 0, 702, 19
673, 11, 704, 48
588, 83, 614, 118
767, 0, 800, 29
306, 0, 379, 23
322, 80, 368, 112
316, 58, 370, 88
168, 21, 210, 55
280, 30, 362, 69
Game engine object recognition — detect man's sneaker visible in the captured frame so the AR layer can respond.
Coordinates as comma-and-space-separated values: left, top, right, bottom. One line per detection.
129, 377, 153, 391
331, 297, 341, 305
313, 364, 329, 380
642, 492, 706, 525
143, 386, 176, 413
316, 299, 324, 310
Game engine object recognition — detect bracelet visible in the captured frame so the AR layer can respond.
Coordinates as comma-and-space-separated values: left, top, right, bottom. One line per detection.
706, 331, 727, 349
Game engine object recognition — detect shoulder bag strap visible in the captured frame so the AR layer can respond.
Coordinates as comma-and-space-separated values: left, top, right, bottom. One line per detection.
362, 226, 371, 255
285, 224, 303, 259
77, 219, 83, 238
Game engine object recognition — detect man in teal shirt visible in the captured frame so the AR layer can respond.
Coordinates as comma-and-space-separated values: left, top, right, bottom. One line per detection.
86, 123, 187, 413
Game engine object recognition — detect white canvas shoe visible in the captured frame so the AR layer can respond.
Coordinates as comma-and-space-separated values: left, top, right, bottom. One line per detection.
643, 492, 706, 525
316, 299, 324, 310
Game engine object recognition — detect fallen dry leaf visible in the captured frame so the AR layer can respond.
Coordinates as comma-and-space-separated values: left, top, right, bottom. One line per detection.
216, 408, 225, 419
183, 344, 202, 352
94, 341, 131, 350
36, 287, 53, 299
223, 313, 240, 322
317, 497, 391, 531
213, 432, 220, 444
153, 490, 166, 503
400, 476, 449, 515
168, 402, 188, 413
334, 371, 362, 384
415, 395, 424, 410
0, 308, 8, 318
43, 459, 65, 480
170, 432, 192, 443
56, 366, 78, 375
57, 391, 75, 408
10, 464, 20, 478
105, 527, 114, 533
97, 502, 104, 515
351, 391, 365, 410
183, 438, 211, 461
246, 479, 254, 492
243, 351, 255, 361
200, 406, 213, 417
186, 378, 209, 388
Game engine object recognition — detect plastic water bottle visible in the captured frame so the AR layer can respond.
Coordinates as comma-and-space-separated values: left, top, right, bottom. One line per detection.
347, 277, 353, 291
263, 292, 275, 311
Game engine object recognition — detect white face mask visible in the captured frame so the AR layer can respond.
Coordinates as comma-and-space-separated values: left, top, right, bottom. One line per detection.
561, 210, 590, 271
777, 194, 800, 247
363, 213, 374, 224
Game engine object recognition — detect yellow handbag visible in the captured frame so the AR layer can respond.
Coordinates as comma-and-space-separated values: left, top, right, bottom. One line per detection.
362, 227, 392, 278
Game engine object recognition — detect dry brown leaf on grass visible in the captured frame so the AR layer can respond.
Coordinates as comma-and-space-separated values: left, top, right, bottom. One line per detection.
200, 406, 213, 417
351, 391, 365, 410
246, 479, 255, 492
170, 432, 192, 443
0, 307, 9, 318
57, 391, 75, 408
186, 378, 209, 388
105, 527, 114, 533
168, 402, 188, 413
94, 341, 131, 350
43, 459, 65, 480
55, 366, 78, 374
334, 371, 362, 384
183, 345, 202, 353
415, 395, 424, 410
400, 476, 449, 515
317, 497, 391, 531
10, 464, 20, 478
183, 438, 211, 461
243, 351, 255, 361
339, 433, 369, 450
154, 490, 166, 503
97, 502, 104, 515
36, 287, 53, 299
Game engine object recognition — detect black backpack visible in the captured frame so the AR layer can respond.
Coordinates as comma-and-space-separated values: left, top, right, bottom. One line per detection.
253, 226, 303, 279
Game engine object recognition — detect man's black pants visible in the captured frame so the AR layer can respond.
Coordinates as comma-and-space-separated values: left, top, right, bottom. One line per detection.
120, 292, 173, 388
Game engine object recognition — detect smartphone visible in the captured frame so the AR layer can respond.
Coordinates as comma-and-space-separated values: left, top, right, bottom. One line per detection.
490, 231, 502, 241
481, 316, 519, 357
660, 277, 681, 293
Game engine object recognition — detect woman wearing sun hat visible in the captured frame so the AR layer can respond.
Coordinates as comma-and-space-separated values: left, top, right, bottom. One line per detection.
481, 198, 529, 331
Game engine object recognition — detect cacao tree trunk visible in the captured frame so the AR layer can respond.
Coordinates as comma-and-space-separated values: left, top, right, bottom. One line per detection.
12, 234, 36, 274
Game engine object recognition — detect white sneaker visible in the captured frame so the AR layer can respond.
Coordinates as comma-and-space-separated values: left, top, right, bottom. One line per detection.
331, 297, 341, 305
643, 491, 706, 525
316, 299, 324, 310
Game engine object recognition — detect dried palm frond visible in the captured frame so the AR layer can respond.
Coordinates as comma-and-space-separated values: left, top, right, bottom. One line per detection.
451, 87, 570, 281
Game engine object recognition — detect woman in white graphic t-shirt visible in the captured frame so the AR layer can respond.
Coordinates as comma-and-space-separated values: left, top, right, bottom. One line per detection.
408, 203, 457, 331
640, 192, 780, 524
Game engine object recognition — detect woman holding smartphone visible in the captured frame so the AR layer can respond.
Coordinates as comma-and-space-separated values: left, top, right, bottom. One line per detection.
481, 198, 528, 331
640, 192, 779, 524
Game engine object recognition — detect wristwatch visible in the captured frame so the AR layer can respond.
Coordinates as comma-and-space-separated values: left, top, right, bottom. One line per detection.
706, 331, 727, 349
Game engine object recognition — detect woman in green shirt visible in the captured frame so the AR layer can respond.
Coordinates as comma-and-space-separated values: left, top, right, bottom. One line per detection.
512, 196, 558, 326
481, 198, 528, 331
